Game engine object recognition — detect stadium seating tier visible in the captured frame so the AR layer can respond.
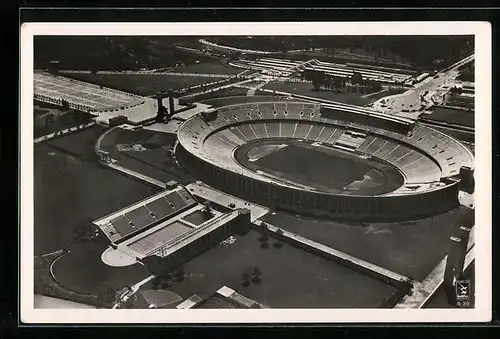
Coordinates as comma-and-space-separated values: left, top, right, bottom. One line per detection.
177, 101, 474, 197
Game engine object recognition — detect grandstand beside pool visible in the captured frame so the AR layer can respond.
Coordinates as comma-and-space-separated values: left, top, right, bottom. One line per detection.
95, 184, 252, 268
93, 186, 198, 245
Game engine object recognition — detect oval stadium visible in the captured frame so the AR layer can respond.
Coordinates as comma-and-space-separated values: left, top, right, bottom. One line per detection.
32, 35, 479, 312
176, 100, 473, 221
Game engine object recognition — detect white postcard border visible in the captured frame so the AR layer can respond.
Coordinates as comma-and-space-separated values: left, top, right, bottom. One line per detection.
20, 21, 492, 323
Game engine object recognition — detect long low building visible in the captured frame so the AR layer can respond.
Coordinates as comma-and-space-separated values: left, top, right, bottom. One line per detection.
34, 71, 145, 112
232, 58, 414, 84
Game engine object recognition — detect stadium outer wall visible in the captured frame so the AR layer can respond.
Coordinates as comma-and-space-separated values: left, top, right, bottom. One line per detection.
175, 144, 460, 222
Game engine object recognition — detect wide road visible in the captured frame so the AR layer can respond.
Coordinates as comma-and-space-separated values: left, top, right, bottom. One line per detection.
371, 54, 475, 119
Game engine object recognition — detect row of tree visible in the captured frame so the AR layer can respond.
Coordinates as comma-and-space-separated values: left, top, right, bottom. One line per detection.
302, 69, 383, 93
210, 36, 474, 69
241, 266, 262, 287
37, 36, 212, 71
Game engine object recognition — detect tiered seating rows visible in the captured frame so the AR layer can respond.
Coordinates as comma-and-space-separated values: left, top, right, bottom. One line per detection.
106, 190, 196, 239
179, 102, 473, 188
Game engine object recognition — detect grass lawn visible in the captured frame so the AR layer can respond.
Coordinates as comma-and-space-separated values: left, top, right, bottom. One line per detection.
99, 127, 195, 184
172, 61, 242, 75
260, 206, 469, 281
237, 141, 403, 195
155, 229, 398, 308
34, 127, 160, 255
66, 73, 219, 96
263, 81, 373, 106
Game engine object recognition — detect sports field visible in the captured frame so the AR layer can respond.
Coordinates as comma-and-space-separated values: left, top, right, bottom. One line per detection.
99, 127, 196, 184
263, 81, 374, 106
67, 74, 219, 96
235, 141, 403, 195
256, 144, 373, 189
34, 126, 160, 255
260, 206, 469, 282
156, 230, 399, 308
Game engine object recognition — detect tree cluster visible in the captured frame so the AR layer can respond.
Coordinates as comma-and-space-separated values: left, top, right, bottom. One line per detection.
302, 70, 382, 93
241, 266, 262, 287
35, 36, 212, 71
150, 266, 186, 290
257, 223, 284, 249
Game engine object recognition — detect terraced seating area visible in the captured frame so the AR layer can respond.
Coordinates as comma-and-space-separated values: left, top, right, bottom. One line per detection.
177, 100, 474, 196
93, 187, 198, 244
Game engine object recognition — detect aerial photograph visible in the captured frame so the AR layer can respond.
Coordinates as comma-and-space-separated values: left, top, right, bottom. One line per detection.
31, 34, 476, 310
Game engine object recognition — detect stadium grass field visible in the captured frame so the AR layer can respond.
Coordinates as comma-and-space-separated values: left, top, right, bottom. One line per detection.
263, 81, 375, 106
66, 73, 221, 96
156, 229, 399, 308
235, 140, 403, 195
171, 61, 242, 75
252, 144, 374, 190
260, 206, 470, 281
34, 127, 160, 255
